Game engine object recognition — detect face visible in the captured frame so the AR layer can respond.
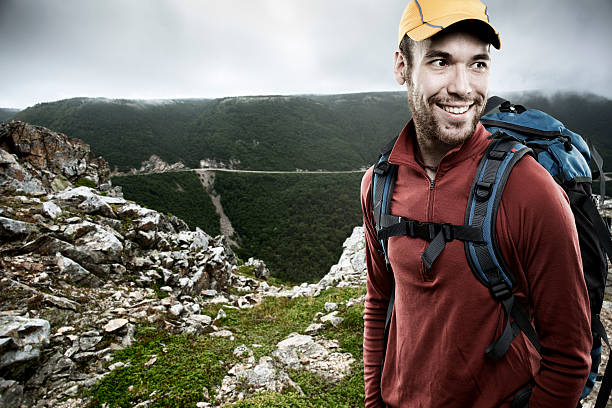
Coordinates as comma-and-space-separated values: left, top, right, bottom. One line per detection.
394, 30, 490, 146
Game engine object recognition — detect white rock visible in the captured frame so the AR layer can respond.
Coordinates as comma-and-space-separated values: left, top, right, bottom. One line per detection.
42, 201, 62, 219
0, 316, 50, 371
277, 334, 313, 349
189, 228, 211, 252
187, 314, 212, 325
56, 254, 103, 287
304, 323, 325, 335
324, 302, 338, 312
74, 225, 124, 263
104, 318, 129, 333
320, 311, 344, 327
169, 304, 184, 316
209, 329, 234, 340
203, 289, 217, 297
79, 194, 114, 217
79, 335, 103, 351
55, 186, 97, 202
109, 361, 127, 371
56, 326, 75, 336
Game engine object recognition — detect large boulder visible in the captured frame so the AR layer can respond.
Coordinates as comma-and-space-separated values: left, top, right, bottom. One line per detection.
0, 316, 50, 381
0, 121, 110, 194
0, 217, 37, 242
0, 149, 46, 195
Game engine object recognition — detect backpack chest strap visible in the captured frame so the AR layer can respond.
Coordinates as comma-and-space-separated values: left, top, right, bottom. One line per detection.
377, 216, 484, 269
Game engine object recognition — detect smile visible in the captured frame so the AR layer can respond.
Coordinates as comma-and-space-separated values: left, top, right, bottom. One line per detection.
438, 104, 472, 115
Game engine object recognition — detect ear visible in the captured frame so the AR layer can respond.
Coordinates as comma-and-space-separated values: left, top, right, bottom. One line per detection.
393, 51, 407, 85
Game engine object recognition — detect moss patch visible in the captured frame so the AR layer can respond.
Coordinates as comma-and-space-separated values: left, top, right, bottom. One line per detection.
87, 327, 233, 407
75, 178, 97, 188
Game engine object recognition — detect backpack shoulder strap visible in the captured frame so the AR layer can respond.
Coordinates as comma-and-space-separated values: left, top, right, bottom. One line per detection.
372, 137, 399, 264
371, 137, 398, 373
465, 133, 541, 359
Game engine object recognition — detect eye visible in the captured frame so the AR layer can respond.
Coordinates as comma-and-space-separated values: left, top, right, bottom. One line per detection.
431, 59, 447, 67
472, 61, 488, 70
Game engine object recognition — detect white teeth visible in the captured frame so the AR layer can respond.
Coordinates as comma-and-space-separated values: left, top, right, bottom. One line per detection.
442, 105, 469, 114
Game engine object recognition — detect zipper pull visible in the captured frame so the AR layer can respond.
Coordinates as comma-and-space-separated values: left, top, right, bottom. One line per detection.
430, 179, 435, 190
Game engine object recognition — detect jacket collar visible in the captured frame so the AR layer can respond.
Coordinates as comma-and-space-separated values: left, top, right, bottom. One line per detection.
388, 120, 491, 173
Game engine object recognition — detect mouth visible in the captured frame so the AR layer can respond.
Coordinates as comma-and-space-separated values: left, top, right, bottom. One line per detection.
436, 103, 474, 116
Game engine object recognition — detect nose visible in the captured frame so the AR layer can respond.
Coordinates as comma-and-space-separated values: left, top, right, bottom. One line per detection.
448, 66, 472, 98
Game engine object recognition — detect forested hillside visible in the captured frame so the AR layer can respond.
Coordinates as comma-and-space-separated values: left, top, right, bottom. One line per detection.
214, 171, 364, 283
13, 93, 408, 172
13, 98, 213, 172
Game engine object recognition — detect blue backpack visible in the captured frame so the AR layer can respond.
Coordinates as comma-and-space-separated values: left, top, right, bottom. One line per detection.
372, 97, 611, 407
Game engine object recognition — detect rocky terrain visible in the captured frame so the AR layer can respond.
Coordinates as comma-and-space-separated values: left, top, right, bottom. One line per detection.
110, 154, 186, 177
0, 120, 610, 407
0, 121, 367, 407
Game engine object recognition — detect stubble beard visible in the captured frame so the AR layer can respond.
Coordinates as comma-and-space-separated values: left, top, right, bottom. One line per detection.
407, 84, 485, 148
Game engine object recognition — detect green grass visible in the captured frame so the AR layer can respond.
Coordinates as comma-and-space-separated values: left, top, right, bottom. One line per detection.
234, 264, 286, 287
74, 178, 97, 188
87, 327, 233, 407
220, 286, 364, 359
230, 292, 366, 407
228, 362, 365, 408
86, 286, 366, 407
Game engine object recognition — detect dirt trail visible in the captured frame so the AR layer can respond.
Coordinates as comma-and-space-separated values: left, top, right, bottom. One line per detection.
197, 170, 238, 247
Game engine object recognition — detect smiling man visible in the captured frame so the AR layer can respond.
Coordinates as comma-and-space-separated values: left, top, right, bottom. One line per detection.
360, 1, 592, 407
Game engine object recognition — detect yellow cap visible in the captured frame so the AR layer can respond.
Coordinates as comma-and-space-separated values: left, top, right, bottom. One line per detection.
398, 0, 501, 49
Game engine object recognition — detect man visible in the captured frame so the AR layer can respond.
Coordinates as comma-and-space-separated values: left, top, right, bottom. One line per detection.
361, 1, 592, 407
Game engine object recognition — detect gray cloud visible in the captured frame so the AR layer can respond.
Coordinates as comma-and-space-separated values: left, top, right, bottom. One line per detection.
0, 0, 610, 108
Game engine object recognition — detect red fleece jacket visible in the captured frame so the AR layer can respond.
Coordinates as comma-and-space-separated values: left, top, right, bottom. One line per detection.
361, 121, 591, 408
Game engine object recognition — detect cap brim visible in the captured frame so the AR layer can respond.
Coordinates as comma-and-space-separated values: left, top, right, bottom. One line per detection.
406, 15, 501, 49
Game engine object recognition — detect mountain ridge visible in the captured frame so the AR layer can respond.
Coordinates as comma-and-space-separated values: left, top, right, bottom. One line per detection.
11, 91, 612, 173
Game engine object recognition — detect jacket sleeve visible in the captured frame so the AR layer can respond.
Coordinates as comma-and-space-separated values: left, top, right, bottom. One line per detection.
361, 167, 394, 407
497, 157, 592, 408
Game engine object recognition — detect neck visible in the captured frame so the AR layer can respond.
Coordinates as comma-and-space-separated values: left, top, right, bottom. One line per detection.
415, 133, 457, 169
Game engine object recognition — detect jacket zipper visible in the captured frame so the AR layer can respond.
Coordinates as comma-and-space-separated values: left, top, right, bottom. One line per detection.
422, 175, 436, 281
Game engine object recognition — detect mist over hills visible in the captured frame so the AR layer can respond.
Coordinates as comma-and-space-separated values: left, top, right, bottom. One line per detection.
10, 91, 612, 172
0, 108, 20, 121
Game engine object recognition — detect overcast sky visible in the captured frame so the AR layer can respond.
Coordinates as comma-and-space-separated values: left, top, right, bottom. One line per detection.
1, 0, 611, 109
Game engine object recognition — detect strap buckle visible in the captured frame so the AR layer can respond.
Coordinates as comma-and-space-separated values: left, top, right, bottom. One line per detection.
427, 223, 437, 241
499, 101, 526, 114
488, 150, 506, 160
442, 223, 453, 241
406, 219, 415, 237
489, 280, 512, 300
374, 160, 390, 175
475, 181, 493, 201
